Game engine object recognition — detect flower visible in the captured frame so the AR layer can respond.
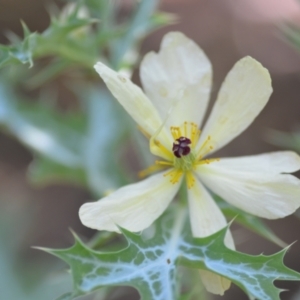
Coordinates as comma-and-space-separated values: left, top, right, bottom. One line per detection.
79, 32, 300, 295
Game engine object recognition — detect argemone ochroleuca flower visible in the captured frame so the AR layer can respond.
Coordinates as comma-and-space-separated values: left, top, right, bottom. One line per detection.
79, 32, 300, 295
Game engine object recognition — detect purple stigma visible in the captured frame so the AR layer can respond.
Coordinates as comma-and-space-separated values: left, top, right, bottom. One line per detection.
172, 137, 192, 158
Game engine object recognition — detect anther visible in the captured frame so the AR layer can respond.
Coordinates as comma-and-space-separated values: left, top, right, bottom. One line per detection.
172, 137, 191, 158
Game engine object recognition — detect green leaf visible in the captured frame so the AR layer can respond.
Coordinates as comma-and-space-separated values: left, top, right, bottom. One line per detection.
111, 0, 160, 68
0, 80, 84, 166
28, 156, 87, 187
75, 85, 134, 195
0, 79, 133, 190
26, 59, 71, 89
40, 207, 300, 300
0, 30, 36, 68
215, 195, 287, 248
25, 83, 134, 193
0, 0, 172, 71
180, 229, 299, 300
0, 5, 98, 69
264, 128, 300, 152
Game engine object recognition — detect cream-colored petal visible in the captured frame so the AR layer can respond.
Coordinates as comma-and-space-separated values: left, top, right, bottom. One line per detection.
188, 178, 234, 245
205, 151, 300, 174
140, 31, 212, 128
188, 178, 234, 295
196, 155, 300, 219
197, 56, 272, 154
199, 270, 231, 296
79, 171, 181, 232
94, 62, 172, 147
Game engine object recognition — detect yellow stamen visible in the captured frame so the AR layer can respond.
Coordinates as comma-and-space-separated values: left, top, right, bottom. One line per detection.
153, 139, 173, 160
197, 135, 213, 159
164, 168, 183, 184
163, 168, 176, 177
194, 128, 201, 145
199, 145, 214, 159
184, 122, 188, 137
195, 158, 220, 166
170, 127, 177, 139
138, 164, 168, 178
171, 126, 182, 140
171, 170, 183, 184
190, 123, 196, 143
189, 122, 201, 146
156, 160, 173, 166
186, 171, 196, 189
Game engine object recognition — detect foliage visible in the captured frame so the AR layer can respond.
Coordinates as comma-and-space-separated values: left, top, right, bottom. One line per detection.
41, 207, 300, 300
0, 0, 173, 195
215, 195, 287, 247
0, 0, 174, 70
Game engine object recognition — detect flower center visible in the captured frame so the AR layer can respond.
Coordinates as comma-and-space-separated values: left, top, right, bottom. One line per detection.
172, 137, 191, 158
139, 122, 219, 188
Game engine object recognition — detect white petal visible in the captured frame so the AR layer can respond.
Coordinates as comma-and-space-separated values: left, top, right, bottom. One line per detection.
196, 155, 300, 219
208, 151, 300, 174
140, 32, 212, 128
198, 56, 272, 154
187, 178, 234, 245
188, 178, 234, 295
199, 270, 231, 296
94, 62, 172, 146
79, 171, 181, 232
